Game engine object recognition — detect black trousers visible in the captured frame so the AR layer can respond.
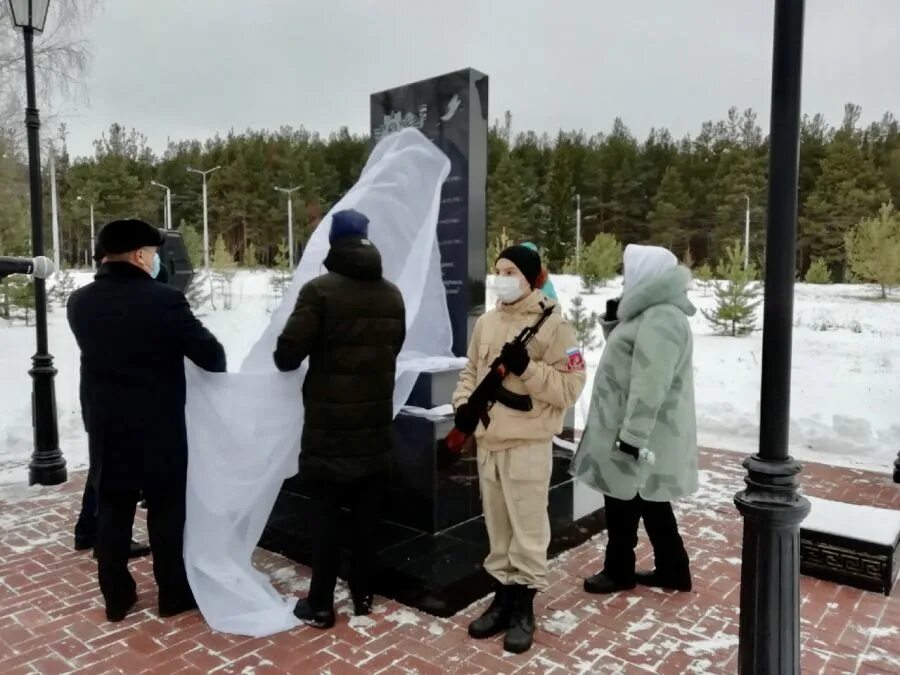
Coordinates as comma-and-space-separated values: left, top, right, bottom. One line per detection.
74, 481, 98, 545
603, 494, 690, 581
95, 484, 192, 611
304, 475, 385, 610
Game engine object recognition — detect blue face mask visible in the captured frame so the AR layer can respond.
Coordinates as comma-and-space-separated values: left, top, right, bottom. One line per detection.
150, 252, 161, 279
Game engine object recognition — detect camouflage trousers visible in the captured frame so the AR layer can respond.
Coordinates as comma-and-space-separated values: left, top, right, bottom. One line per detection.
477, 442, 553, 591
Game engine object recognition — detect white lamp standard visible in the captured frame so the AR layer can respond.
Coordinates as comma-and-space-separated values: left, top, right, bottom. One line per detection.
186, 165, 221, 294
150, 180, 172, 230
744, 195, 751, 270
274, 185, 302, 268
75, 195, 95, 270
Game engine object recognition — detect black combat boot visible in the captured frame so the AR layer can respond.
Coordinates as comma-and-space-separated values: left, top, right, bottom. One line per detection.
468, 583, 514, 639
503, 585, 537, 654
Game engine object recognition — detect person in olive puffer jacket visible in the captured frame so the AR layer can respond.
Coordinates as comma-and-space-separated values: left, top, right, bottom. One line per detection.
273, 208, 406, 630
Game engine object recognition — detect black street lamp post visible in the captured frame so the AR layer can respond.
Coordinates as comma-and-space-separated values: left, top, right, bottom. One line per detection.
734, 1, 809, 673
7, 0, 66, 486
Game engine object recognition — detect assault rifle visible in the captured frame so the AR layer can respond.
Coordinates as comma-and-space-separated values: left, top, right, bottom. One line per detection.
445, 303, 555, 453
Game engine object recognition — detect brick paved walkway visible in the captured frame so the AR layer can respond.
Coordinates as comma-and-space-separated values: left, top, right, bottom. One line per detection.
1, 449, 897, 674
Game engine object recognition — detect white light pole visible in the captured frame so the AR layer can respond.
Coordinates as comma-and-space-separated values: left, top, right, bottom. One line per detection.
49, 148, 60, 269
575, 193, 582, 273
744, 195, 751, 270
274, 185, 302, 268
76, 195, 95, 271
186, 165, 221, 292
150, 180, 172, 230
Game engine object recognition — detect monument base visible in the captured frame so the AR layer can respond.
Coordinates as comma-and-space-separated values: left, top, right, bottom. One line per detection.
259, 426, 605, 617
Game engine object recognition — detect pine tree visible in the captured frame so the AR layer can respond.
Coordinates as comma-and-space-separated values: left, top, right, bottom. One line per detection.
4, 277, 36, 326
566, 295, 601, 353
245, 242, 259, 268
845, 201, 900, 298
804, 257, 831, 284
185, 272, 210, 312
486, 227, 513, 271
581, 233, 622, 293
488, 155, 529, 246
682, 246, 695, 270
212, 234, 237, 309
800, 106, 891, 276
50, 269, 77, 307
647, 166, 693, 252
693, 262, 714, 297
541, 139, 576, 268
270, 240, 291, 300
703, 241, 761, 336
178, 220, 204, 268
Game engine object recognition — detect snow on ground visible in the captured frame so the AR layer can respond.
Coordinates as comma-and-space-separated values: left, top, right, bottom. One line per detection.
0, 269, 897, 485
547, 274, 900, 475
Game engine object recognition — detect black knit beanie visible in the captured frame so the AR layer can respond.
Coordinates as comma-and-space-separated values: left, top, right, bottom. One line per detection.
497, 245, 542, 288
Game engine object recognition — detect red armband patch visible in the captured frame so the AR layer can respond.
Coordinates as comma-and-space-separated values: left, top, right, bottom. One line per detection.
565, 347, 585, 372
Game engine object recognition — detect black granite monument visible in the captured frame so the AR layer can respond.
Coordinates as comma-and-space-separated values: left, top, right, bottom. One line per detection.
260, 68, 605, 617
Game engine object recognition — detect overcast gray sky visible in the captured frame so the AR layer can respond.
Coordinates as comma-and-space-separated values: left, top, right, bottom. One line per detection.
60, 0, 899, 159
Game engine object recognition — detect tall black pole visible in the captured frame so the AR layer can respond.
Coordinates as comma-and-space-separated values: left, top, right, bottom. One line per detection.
23, 25, 66, 486
734, 1, 810, 673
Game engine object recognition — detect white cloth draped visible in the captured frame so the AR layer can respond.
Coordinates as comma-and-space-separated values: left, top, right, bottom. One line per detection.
182, 129, 453, 637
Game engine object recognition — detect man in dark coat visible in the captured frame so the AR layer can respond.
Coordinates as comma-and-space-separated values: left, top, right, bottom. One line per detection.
73, 242, 151, 559
273, 209, 405, 629
67, 219, 226, 622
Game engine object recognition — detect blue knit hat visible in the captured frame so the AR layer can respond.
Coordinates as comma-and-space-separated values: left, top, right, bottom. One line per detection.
329, 209, 369, 244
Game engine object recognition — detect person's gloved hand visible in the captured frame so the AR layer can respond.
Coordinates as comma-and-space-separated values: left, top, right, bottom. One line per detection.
454, 403, 479, 435
617, 438, 640, 460
605, 298, 620, 322
500, 342, 530, 376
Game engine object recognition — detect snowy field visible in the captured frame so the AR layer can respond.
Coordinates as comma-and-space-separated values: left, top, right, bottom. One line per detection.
1, 269, 897, 485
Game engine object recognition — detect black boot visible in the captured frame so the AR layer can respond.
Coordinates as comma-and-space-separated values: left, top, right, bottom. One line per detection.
293, 597, 336, 629
635, 567, 692, 592
105, 588, 138, 623
159, 591, 198, 618
350, 590, 374, 617
583, 571, 636, 594
503, 585, 536, 654
468, 583, 514, 639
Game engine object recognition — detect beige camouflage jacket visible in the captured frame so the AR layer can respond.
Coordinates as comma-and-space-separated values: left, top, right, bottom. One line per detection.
452, 290, 587, 452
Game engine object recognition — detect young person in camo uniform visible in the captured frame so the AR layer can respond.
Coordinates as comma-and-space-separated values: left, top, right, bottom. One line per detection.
453, 244, 586, 654
571, 244, 699, 596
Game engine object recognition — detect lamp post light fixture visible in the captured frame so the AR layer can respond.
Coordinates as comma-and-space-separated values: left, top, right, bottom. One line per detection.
150, 180, 172, 230
274, 185, 302, 269
186, 165, 220, 298
7, 0, 66, 486
76, 196, 95, 271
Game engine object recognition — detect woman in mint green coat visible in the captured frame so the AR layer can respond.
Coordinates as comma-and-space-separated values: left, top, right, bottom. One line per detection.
570, 244, 698, 595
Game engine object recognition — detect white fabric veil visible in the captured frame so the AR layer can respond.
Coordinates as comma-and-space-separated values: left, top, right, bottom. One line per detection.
182, 129, 453, 637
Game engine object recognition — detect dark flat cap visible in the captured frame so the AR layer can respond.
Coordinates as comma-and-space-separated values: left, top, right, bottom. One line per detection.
98, 219, 165, 255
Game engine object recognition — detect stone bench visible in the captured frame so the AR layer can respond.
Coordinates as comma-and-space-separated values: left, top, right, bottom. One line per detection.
800, 496, 900, 596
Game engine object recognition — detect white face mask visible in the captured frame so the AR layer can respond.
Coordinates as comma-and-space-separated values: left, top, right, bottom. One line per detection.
493, 275, 524, 303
